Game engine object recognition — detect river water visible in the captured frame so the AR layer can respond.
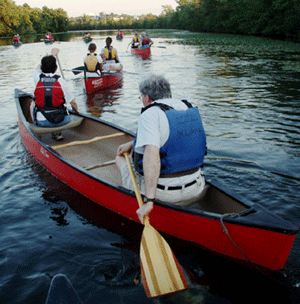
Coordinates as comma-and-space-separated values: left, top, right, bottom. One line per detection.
0, 30, 300, 303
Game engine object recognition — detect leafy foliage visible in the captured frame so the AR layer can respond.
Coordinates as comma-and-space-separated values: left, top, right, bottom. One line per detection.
1, 0, 299, 42
0, 1, 69, 36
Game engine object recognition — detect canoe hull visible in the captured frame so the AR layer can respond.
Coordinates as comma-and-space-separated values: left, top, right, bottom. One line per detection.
12, 42, 22, 47
44, 39, 54, 44
83, 38, 92, 43
84, 73, 123, 94
15, 90, 298, 271
131, 47, 151, 57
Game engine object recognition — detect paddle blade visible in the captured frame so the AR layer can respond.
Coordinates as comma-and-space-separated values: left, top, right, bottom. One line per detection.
72, 66, 85, 75
140, 223, 188, 298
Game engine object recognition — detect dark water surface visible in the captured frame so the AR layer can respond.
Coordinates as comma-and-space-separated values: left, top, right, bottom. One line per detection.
0, 30, 300, 303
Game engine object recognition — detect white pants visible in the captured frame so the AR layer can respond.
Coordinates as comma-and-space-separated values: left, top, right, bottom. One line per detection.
120, 160, 206, 206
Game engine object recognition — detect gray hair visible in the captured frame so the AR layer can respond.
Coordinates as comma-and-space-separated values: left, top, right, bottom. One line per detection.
139, 75, 172, 101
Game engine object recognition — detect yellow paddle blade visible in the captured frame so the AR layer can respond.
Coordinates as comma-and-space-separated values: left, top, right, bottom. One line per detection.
140, 222, 188, 298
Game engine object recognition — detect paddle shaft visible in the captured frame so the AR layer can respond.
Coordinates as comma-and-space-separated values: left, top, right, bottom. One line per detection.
124, 152, 144, 208
71, 66, 120, 76
55, 53, 65, 79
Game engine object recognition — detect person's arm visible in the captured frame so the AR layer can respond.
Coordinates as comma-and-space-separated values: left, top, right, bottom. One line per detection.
97, 55, 103, 71
115, 49, 120, 63
59, 78, 76, 110
136, 144, 160, 223
33, 66, 42, 86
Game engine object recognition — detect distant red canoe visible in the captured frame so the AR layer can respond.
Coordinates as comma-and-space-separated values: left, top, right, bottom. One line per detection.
84, 73, 123, 94
131, 47, 151, 57
15, 88, 299, 271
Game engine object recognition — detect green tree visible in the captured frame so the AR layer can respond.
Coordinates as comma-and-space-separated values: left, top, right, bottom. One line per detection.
30, 7, 44, 34
0, 0, 21, 35
41, 6, 69, 33
16, 4, 35, 35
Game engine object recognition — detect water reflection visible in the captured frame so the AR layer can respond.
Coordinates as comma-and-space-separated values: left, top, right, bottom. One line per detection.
85, 81, 123, 117
42, 191, 70, 226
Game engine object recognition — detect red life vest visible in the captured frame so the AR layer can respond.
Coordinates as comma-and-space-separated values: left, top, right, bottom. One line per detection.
34, 74, 65, 109
142, 37, 150, 45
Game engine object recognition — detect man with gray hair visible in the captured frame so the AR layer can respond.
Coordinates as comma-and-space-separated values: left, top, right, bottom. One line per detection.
116, 75, 207, 223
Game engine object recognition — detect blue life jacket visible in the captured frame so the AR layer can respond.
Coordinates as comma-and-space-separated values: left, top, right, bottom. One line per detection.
133, 100, 206, 175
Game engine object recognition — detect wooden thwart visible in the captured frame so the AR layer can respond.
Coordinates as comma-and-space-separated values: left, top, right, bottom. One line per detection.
52, 132, 125, 150
85, 160, 116, 171
124, 152, 188, 298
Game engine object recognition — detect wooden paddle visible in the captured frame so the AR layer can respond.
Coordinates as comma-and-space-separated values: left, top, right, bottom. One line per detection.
124, 152, 188, 298
71, 66, 122, 76
71, 66, 85, 75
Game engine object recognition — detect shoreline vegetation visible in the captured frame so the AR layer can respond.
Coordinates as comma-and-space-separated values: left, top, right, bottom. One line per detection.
1, 0, 299, 43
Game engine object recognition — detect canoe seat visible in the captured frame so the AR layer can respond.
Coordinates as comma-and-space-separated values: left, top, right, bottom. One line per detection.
29, 115, 84, 134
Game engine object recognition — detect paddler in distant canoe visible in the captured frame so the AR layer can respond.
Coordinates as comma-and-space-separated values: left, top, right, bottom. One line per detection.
84, 43, 103, 77
129, 32, 140, 48
45, 32, 54, 41
100, 37, 123, 73
13, 34, 20, 44
138, 32, 153, 49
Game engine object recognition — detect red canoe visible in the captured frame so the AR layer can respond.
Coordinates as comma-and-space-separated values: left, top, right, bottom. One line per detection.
15, 89, 298, 271
84, 72, 123, 94
131, 47, 151, 57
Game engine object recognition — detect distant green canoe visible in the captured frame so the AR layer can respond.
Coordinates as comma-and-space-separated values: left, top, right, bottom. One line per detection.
83, 37, 93, 43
